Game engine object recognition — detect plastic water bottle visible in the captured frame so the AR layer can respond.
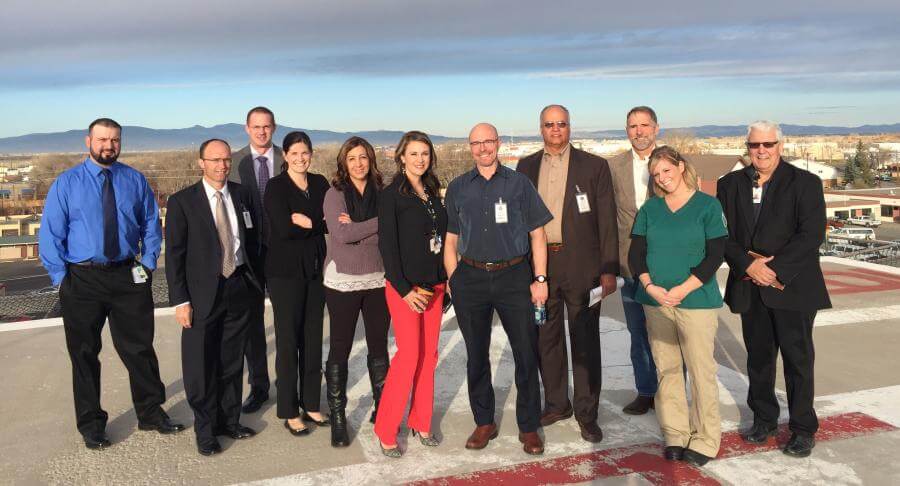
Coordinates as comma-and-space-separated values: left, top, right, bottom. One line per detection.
534, 303, 546, 326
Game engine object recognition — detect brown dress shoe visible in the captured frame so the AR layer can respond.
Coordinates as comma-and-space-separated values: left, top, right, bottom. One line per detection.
540, 405, 574, 427
465, 424, 498, 450
518, 432, 544, 455
578, 421, 604, 443
622, 395, 654, 415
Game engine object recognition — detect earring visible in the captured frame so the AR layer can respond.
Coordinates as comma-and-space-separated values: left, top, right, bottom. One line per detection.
401, 165, 406, 174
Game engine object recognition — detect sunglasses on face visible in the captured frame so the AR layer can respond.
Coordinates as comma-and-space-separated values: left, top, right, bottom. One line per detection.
542, 121, 569, 129
746, 141, 779, 149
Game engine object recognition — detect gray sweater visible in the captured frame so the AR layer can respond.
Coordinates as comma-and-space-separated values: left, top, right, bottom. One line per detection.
323, 187, 383, 275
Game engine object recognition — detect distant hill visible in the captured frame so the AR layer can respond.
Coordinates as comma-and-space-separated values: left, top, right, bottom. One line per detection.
2, 122, 899, 154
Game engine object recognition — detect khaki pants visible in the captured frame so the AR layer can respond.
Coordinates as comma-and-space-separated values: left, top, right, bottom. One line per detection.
643, 305, 721, 457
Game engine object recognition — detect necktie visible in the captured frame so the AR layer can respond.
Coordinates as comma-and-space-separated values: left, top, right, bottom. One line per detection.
101, 168, 119, 260
256, 155, 270, 201
215, 191, 236, 278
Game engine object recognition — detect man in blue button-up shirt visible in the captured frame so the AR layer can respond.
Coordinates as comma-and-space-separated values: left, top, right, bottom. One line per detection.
39, 118, 183, 450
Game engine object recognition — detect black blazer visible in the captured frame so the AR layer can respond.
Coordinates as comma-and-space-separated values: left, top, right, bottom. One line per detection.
716, 160, 831, 313
263, 172, 330, 279
228, 145, 285, 251
165, 181, 262, 320
517, 146, 619, 294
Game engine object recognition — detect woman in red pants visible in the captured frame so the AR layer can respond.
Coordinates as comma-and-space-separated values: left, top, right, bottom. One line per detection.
374, 131, 448, 457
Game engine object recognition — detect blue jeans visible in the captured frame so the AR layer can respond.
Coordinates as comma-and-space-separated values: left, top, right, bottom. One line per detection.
621, 278, 657, 396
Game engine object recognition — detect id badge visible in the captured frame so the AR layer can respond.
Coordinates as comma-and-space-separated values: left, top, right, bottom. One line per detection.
429, 234, 442, 254
242, 210, 254, 229
575, 185, 591, 214
131, 264, 148, 284
494, 198, 508, 224
752, 186, 763, 204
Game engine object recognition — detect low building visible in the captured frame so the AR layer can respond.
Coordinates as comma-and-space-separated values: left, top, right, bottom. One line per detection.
787, 159, 840, 188
825, 190, 900, 222
0, 235, 38, 260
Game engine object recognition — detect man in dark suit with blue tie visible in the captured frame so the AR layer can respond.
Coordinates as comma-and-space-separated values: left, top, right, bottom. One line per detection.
229, 106, 285, 412
166, 138, 264, 456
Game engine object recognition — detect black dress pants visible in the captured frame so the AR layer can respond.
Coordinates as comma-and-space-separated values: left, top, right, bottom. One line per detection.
59, 264, 167, 437
451, 260, 541, 433
269, 276, 326, 418
244, 247, 270, 394
182, 271, 257, 444
741, 286, 819, 436
324, 287, 390, 365
540, 250, 603, 424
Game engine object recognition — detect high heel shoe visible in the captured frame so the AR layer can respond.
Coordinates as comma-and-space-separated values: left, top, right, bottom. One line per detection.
410, 428, 440, 447
301, 411, 331, 427
379, 440, 402, 458
284, 419, 311, 436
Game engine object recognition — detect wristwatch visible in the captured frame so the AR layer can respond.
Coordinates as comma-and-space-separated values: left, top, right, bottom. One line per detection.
534, 275, 547, 283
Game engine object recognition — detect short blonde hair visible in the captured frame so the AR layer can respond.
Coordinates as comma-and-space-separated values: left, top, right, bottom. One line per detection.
648, 146, 698, 197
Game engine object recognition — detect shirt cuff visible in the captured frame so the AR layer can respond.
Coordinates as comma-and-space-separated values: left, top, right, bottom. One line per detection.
174, 301, 191, 309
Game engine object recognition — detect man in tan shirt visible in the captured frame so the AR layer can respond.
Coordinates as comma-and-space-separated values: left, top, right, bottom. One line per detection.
517, 105, 619, 443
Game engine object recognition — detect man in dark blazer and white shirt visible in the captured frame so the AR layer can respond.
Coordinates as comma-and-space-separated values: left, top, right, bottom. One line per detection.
517, 105, 619, 443
228, 106, 284, 413
717, 120, 831, 459
607, 106, 660, 416
167, 138, 264, 456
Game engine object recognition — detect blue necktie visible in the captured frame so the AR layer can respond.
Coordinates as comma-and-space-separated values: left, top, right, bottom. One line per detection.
101, 168, 119, 260
256, 155, 270, 201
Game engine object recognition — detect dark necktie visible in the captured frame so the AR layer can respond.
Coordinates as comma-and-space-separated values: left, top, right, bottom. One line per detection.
256, 155, 269, 201
101, 168, 119, 260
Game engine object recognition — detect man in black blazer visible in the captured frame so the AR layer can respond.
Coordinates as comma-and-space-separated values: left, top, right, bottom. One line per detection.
167, 138, 264, 456
517, 105, 618, 443
228, 106, 284, 412
717, 120, 831, 459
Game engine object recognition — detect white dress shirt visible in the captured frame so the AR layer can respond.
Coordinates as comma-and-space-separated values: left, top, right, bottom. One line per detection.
250, 145, 275, 184
631, 148, 651, 210
202, 178, 244, 267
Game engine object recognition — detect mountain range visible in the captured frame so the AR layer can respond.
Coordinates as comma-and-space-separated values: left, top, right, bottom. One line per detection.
1, 123, 898, 154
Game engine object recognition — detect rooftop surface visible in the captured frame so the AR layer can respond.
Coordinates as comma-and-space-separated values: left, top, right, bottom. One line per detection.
1, 258, 898, 485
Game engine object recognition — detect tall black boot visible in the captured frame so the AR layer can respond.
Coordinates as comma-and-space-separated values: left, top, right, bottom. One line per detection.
367, 355, 389, 424
325, 363, 350, 447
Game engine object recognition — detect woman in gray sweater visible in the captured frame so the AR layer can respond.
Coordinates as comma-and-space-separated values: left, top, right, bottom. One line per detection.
322, 136, 389, 448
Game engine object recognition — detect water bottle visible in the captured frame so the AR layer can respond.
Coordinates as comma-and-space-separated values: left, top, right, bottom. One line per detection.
534, 303, 546, 326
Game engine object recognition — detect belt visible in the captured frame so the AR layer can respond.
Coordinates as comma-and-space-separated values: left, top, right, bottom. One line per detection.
223, 264, 248, 279
460, 255, 525, 272
547, 243, 563, 252
72, 257, 136, 269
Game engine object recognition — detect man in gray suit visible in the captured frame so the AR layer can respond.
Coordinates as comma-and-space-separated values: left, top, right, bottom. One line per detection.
607, 106, 659, 415
229, 106, 284, 413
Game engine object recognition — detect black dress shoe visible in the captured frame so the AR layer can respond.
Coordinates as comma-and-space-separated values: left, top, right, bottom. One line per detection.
215, 424, 257, 440
578, 421, 604, 443
682, 448, 713, 467
241, 390, 269, 414
138, 417, 186, 434
284, 420, 311, 436
302, 411, 331, 426
622, 395, 654, 415
83, 433, 111, 450
664, 446, 685, 461
741, 422, 778, 444
198, 439, 223, 456
783, 433, 815, 458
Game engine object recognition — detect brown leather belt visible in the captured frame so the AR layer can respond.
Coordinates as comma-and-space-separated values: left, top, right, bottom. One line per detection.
547, 243, 563, 252
460, 255, 526, 272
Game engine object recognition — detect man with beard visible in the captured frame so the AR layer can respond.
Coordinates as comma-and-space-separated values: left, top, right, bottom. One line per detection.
228, 106, 284, 413
39, 118, 184, 450
608, 106, 660, 415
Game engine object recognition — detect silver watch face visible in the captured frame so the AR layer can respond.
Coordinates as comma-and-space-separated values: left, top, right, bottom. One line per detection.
535, 275, 546, 283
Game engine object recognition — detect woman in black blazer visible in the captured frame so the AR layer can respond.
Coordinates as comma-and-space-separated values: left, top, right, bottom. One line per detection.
264, 131, 331, 436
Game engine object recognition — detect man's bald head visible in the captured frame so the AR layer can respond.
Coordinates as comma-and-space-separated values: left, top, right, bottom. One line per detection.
469, 122, 499, 142
468, 122, 501, 168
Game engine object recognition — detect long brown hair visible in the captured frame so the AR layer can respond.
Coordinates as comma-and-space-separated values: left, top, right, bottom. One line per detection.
332, 136, 383, 192
394, 131, 441, 197
648, 146, 698, 197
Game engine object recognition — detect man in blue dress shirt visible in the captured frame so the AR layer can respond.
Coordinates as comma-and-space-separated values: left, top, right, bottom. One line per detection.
39, 118, 184, 450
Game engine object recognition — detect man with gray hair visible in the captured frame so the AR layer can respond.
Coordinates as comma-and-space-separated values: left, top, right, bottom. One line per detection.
717, 120, 831, 458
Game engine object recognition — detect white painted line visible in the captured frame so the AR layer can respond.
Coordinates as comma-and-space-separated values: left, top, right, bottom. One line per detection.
815, 304, 900, 328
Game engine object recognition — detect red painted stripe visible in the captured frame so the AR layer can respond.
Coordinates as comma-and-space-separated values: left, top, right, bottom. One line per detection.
409, 412, 896, 486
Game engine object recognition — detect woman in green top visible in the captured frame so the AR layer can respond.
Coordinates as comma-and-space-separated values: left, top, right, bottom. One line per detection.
628, 146, 727, 467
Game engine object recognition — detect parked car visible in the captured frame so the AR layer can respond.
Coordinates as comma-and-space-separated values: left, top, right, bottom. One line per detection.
830, 227, 876, 240
827, 217, 845, 228
846, 215, 882, 227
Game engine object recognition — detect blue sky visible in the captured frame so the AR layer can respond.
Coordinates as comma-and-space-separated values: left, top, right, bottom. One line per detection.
3, 0, 900, 138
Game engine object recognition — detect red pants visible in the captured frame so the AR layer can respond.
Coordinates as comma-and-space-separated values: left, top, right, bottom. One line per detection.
374, 281, 445, 445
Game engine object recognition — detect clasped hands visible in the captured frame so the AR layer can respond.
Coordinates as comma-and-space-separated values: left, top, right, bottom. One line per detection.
746, 255, 779, 287
646, 283, 689, 308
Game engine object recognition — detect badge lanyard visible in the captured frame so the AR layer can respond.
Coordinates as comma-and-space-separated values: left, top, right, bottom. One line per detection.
575, 184, 591, 214
422, 192, 442, 254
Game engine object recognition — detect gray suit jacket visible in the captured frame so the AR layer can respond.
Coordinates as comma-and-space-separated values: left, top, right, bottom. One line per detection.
229, 145, 284, 250
607, 150, 653, 278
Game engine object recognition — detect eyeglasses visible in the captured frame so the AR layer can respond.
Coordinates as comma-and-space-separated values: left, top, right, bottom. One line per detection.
542, 121, 569, 129
202, 158, 232, 164
745, 141, 779, 149
469, 139, 498, 148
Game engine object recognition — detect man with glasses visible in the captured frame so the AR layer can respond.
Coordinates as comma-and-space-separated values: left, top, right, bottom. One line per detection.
229, 106, 284, 413
39, 118, 184, 450
608, 106, 660, 415
717, 120, 830, 458
444, 122, 553, 455
167, 139, 264, 456
516, 105, 618, 443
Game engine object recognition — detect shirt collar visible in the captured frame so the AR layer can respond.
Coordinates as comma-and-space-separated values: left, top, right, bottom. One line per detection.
542, 144, 571, 160
250, 145, 274, 161
631, 147, 653, 164
201, 178, 231, 200
83, 157, 120, 177
467, 162, 511, 181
